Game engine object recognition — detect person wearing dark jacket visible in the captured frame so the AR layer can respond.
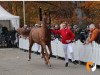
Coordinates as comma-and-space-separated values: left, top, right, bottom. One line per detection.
9, 28, 17, 47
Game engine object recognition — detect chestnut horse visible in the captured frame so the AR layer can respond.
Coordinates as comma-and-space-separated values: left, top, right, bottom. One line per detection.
28, 18, 52, 67
17, 17, 52, 67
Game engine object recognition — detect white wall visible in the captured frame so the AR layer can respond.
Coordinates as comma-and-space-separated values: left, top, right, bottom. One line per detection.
19, 38, 100, 65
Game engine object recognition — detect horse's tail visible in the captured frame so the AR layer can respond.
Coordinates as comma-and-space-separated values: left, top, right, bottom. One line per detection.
17, 27, 31, 38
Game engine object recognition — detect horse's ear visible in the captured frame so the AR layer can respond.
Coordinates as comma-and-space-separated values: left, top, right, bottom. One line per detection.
39, 7, 42, 21
42, 15, 46, 24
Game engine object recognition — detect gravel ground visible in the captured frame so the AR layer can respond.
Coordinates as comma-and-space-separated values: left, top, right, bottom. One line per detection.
0, 48, 99, 75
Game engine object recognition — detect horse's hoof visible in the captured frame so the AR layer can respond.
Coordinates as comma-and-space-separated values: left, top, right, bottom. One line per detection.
48, 65, 52, 69
47, 64, 52, 69
48, 64, 51, 67
28, 59, 31, 61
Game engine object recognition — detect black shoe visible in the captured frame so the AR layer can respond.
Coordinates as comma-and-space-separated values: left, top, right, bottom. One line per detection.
65, 63, 68, 67
72, 61, 77, 65
35, 51, 40, 55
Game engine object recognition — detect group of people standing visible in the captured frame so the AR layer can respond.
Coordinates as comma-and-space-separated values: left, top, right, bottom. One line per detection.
51, 22, 100, 67
0, 26, 18, 48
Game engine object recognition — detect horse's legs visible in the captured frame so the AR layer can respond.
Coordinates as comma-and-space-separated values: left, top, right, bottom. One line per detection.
28, 40, 34, 61
41, 43, 50, 65
41, 47, 48, 64
47, 43, 52, 59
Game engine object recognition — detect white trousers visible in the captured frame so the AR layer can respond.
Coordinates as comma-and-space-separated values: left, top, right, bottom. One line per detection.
62, 43, 75, 63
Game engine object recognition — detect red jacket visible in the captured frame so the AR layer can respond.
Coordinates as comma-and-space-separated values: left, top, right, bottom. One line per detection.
51, 28, 75, 44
